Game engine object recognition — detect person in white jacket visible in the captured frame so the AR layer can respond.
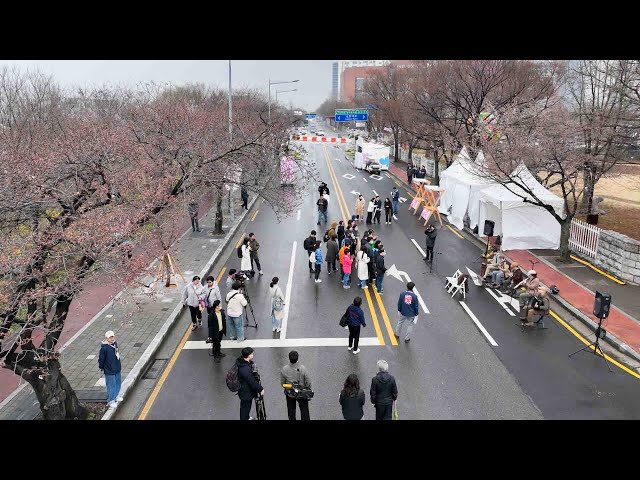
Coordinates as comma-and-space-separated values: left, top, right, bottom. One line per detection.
366, 198, 375, 225
240, 237, 252, 273
356, 247, 370, 288
269, 276, 285, 333
226, 281, 248, 341
182, 276, 205, 331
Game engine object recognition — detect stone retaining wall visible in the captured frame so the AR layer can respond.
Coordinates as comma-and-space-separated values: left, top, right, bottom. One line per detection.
593, 230, 640, 284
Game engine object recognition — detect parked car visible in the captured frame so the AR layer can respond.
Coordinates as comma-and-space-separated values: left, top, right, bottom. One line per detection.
316, 131, 326, 136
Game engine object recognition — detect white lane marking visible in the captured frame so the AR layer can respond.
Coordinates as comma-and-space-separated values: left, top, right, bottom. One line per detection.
335, 157, 342, 163
485, 288, 516, 316
184, 337, 382, 349
350, 190, 360, 195
280, 241, 297, 339
413, 287, 430, 315
363, 178, 368, 183
184, 270, 194, 275
466, 267, 483, 286
399, 197, 407, 203
86, 354, 96, 360
343, 173, 355, 180
372, 190, 378, 196
393, 214, 398, 220
459, 301, 498, 346
297, 209, 301, 221
411, 239, 426, 257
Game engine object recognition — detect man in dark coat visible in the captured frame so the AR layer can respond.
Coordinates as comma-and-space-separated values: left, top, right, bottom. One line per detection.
424, 223, 438, 263
237, 347, 264, 420
326, 234, 339, 275
207, 300, 227, 362
98, 330, 123, 408
370, 359, 398, 420
303, 230, 317, 274
407, 163, 413, 184
240, 186, 249, 210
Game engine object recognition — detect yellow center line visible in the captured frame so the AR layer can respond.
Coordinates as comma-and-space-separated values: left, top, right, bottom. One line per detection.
447, 225, 464, 239
569, 255, 626, 285
322, 146, 348, 223
216, 267, 226, 284
250, 209, 259, 222
549, 310, 640, 380
363, 287, 385, 345
234, 232, 246, 249
373, 288, 398, 345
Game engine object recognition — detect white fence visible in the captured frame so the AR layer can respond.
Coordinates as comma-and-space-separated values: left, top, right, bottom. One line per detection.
569, 218, 602, 259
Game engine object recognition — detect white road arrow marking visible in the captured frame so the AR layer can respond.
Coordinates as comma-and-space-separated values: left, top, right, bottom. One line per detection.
363, 178, 368, 183
370, 174, 383, 181
372, 190, 378, 196
334, 157, 342, 163
485, 288, 516, 316
342, 173, 355, 180
466, 267, 483, 286
385, 264, 430, 314
350, 190, 361, 196
460, 301, 498, 346
399, 197, 407, 203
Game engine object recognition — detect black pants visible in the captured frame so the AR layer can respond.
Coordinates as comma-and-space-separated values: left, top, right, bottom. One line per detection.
208, 329, 223, 357
240, 398, 253, 420
315, 263, 321, 280
191, 216, 199, 231
366, 212, 373, 224
375, 403, 393, 420
385, 210, 392, 222
188, 305, 202, 325
368, 262, 375, 283
285, 395, 310, 421
426, 246, 434, 262
327, 259, 336, 273
251, 253, 261, 272
374, 211, 381, 224
241, 196, 248, 209
408, 174, 412, 183
348, 325, 361, 350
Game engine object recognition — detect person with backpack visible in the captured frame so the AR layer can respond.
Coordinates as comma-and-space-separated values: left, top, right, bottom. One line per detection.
384, 197, 393, 224
303, 230, 317, 274
203, 275, 221, 319
375, 249, 387, 294
182, 275, 205, 331
326, 234, 339, 275
312, 241, 324, 283
324, 221, 337, 243
207, 300, 226, 362
345, 296, 366, 354
370, 359, 398, 420
248, 233, 263, 275
231, 347, 264, 420
270, 277, 285, 333
240, 237, 252, 274
339, 373, 365, 420
391, 187, 400, 215
342, 248, 353, 289
280, 350, 312, 421
395, 282, 419, 343
225, 281, 248, 341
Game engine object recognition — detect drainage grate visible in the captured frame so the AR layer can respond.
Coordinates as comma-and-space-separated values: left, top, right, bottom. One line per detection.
161, 307, 169, 311
143, 358, 168, 380
133, 342, 143, 347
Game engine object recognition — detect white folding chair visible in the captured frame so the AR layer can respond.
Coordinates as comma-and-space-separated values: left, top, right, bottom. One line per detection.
445, 269, 462, 293
450, 276, 467, 300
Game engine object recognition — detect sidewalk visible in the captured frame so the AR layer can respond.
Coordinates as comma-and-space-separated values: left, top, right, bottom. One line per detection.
0, 190, 250, 420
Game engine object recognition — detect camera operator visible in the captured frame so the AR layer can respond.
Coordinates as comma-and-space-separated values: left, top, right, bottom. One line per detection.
280, 350, 312, 421
225, 281, 248, 341
424, 223, 438, 263
236, 347, 264, 420
226, 269, 237, 291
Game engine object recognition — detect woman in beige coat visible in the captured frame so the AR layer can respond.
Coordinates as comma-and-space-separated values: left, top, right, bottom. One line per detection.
354, 195, 365, 223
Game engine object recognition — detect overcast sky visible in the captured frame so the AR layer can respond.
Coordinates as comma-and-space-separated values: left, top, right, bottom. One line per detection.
0, 60, 335, 111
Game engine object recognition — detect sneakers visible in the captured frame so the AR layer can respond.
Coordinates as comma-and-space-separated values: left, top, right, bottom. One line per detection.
116, 396, 124, 402
315, 279, 322, 283
347, 346, 352, 351
276, 328, 281, 333
404, 339, 410, 343
108, 401, 117, 408
198, 320, 203, 326
328, 271, 331, 275
191, 324, 198, 331
352, 349, 361, 354
259, 271, 263, 275
272, 327, 277, 332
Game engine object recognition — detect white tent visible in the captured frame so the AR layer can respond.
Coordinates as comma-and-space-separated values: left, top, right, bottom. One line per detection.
438, 147, 491, 230
478, 164, 565, 251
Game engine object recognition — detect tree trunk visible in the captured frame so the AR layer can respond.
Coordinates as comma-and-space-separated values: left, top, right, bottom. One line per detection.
408, 144, 413, 161
27, 359, 88, 420
164, 252, 172, 287
558, 217, 572, 262
213, 184, 224, 234
393, 131, 399, 163
433, 149, 440, 186
582, 165, 595, 214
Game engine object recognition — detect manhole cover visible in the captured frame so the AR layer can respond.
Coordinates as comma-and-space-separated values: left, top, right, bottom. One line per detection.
133, 342, 143, 347
143, 359, 168, 380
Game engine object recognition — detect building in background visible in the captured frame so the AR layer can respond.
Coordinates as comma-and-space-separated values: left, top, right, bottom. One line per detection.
332, 62, 339, 99
337, 60, 412, 103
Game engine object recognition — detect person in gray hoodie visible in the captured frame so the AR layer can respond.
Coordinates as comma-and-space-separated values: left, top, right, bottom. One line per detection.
280, 350, 312, 420
182, 275, 205, 330
370, 359, 398, 420
325, 234, 339, 275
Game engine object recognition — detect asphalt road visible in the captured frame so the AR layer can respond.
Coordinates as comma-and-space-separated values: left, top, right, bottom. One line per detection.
142, 125, 640, 420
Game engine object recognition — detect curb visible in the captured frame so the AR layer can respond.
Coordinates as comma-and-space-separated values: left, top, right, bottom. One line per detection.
101, 196, 258, 420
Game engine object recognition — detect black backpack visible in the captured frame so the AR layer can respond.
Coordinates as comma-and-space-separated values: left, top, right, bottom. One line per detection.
237, 245, 243, 258
226, 363, 240, 392
323, 229, 331, 243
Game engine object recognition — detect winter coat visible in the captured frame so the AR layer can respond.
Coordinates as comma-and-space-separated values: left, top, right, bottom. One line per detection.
374, 199, 382, 213
363, 242, 374, 259
340, 389, 365, 420
270, 284, 285, 321
281, 363, 312, 390
425, 228, 438, 248
337, 225, 345, 244
342, 253, 353, 275
98, 340, 121, 375
367, 201, 375, 213
356, 251, 369, 281
187, 202, 199, 218
355, 198, 365, 216
237, 357, 263, 401
317, 197, 328, 212
226, 289, 248, 317
384, 199, 392, 212
304, 235, 317, 253
370, 371, 398, 406
345, 304, 366, 327
391, 189, 399, 201
326, 239, 339, 262
249, 238, 260, 255
375, 255, 386, 276
339, 245, 349, 265
397, 290, 419, 317
207, 308, 227, 338
182, 282, 205, 308
314, 247, 324, 265
240, 244, 252, 271
203, 282, 221, 308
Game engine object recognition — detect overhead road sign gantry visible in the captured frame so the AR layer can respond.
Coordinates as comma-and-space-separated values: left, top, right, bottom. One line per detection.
335, 108, 369, 122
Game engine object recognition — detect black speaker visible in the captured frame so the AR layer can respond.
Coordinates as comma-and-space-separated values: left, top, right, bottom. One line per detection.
483, 220, 495, 237
593, 291, 611, 319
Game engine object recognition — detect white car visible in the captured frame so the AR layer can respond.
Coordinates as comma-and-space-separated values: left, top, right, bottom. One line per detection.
316, 130, 326, 136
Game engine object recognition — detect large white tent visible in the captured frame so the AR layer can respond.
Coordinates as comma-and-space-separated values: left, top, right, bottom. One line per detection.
478, 164, 565, 251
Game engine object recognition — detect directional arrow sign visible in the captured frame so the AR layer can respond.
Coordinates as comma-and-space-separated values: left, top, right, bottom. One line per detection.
350, 190, 361, 196
399, 197, 407, 203
466, 267, 483, 287
384, 264, 430, 314
385, 263, 403, 282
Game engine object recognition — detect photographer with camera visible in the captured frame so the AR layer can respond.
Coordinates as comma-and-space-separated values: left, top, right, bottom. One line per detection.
225, 281, 248, 341
226, 269, 237, 291
281, 350, 312, 420
424, 223, 438, 263
236, 347, 264, 420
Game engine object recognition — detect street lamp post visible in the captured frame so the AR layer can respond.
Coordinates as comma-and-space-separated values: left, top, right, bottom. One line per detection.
268, 78, 299, 125
275, 88, 297, 104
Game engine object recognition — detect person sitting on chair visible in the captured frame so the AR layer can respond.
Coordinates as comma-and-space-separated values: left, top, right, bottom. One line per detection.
490, 258, 511, 288
517, 270, 540, 321
483, 253, 504, 280
503, 262, 523, 293
523, 286, 550, 327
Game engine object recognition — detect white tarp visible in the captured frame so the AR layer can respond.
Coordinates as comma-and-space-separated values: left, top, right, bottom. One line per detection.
478, 164, 565, 250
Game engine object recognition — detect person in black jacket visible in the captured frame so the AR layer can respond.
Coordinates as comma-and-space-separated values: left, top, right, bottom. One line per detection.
339, 373, 366, 420
370, 359, 398, 420
337, 220, 345, 248
237, 347, 264, 420
98, 330, 122, 408
373, 196, 382, 225
207, 300, 227, 362
303, 230, 317, 274
384, 197, 393, 224
375, 249, 386, 294
424, 223, 438, 263
345, 297, 367, 354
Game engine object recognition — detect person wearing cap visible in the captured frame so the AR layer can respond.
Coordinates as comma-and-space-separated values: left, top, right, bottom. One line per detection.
504, 262, 524, 293
517, 270, 541, 320
524, 286, 550, 326
98, 331, 122, 408
236, 347, 264, 420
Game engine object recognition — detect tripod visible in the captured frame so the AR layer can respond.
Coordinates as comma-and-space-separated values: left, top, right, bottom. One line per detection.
240, 283, 258, 329
472, 237, 494, 264
568, 317, 612, 372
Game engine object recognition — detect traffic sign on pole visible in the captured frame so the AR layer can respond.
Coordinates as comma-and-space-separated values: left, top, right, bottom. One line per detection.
335, 109, 369, 122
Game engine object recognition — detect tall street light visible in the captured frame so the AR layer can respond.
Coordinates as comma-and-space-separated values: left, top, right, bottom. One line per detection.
268, 79, 299, 124
275, 88, 297, 104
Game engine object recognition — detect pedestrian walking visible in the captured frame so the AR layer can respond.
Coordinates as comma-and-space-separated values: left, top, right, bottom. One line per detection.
270, 277, 285, 333
424, 223, 438, 263
98, 330, 122, 408
313, 241, 324, 283
391, 187, 400, 215
339, 373, 365, 420
373, 196, 382, 225
207, 300, 227, 362
225, 281, 248, 341
316, 194, 328, 226
203, 275, 221, 319
182, 275, 205, 330
280, 350, 312, 421
303, 230, 317, 274
337, 220, 345, 247
356, 247, 369, 288
407, 162, 413, 184
240, 186, 249, 210
236, 347, 264, 420
395, 282, 419, 343
370, 359, 398, 420
342, 248, 353, 289
318, 181, 330, 203
344, 297, 366, 354
354, 195, 365, 223
188, 201, 201, 232
366, 197, 375, 225
375, 249, 386, 294
248, 232, 263, 275
384, 197, 393, 224
240, 237, 252, 273
326, 234, 339, 275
